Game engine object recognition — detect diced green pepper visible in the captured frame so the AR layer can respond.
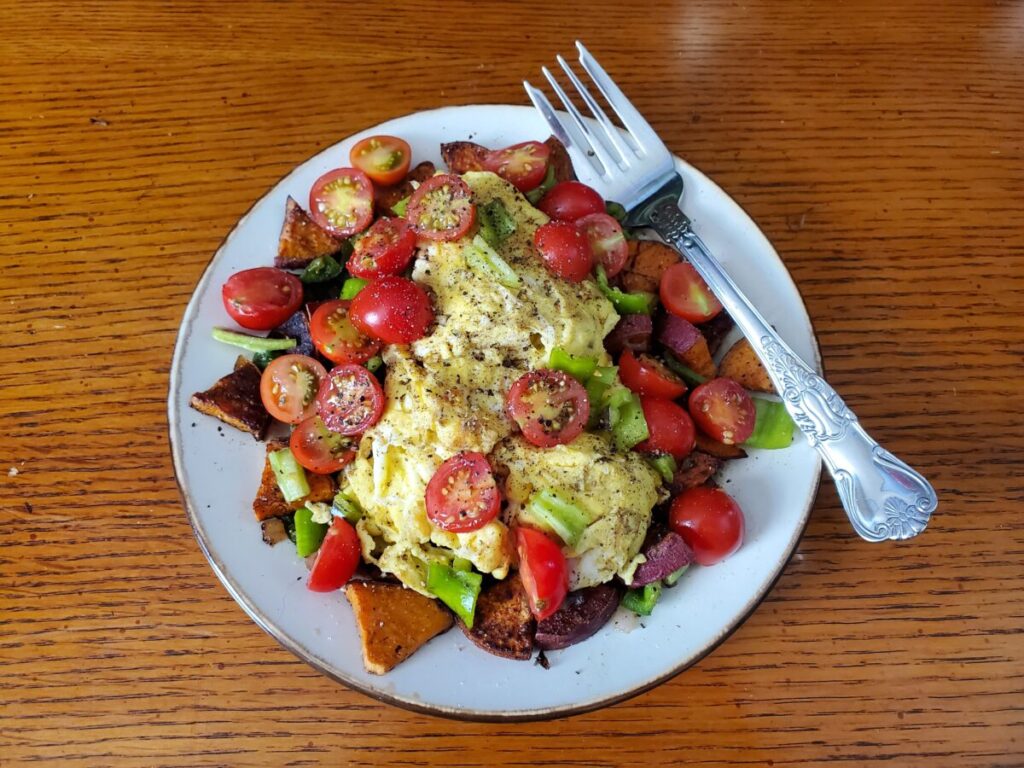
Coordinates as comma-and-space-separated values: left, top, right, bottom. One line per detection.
743, 397, 796, 449
585, 366, 618, 427
252, 349, 284, 370
426, 561, 483, 628
300, 254, 343, 284
294, 506, 328, 557
365, 355, 383, 373
211, 327, 296, 353
622, 582, 662, 616
609, 388, 649, 451
466, 235, 520, 288
549, 346, 598, 383
647, 454, 677, 484
664, 565, 689, 587
595, 265, 656, 315
477, 199, 518, 247
523, 489, 592, 548
664, 356, 708, 386
525, 164, 557, 204
391, 196, 410, 216
340, 277, 368, 300
268, 448, 310, 503
605, 201, 628, 222
452, 556, 473, 572
331, 490, 363, 523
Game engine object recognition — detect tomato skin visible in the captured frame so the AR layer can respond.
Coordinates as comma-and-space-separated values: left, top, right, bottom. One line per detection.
309, 167, 375, 237
289, 416, 356, 474
349, 135, 411, 187
669, 486, 745, 566
516, 527, 569, 620
506, 369, 590, 447
537, 181, 605, 222
307, 518, 361, 592
534, 221, 593, 282
406, 174, 476, 242
347, 217, 417, 279
576, 212, 629, 278
222, 268, 303, 331
483, 141, 551, 192
689, 378, 756, 445
315, 364, 385, 436
425, 452, 501, 533
635, 396, 696, 459
619, 349, 688, 399
309, 299, 381, 365
349, 276, 434, 344
660, 261, 723, 323
259, 354, 327, 425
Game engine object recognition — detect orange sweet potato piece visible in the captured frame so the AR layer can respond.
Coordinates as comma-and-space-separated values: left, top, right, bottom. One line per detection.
621, 240, 680, 293
719, 338, 774, 393
251, 441, 337, 521
275, 196, 344, 269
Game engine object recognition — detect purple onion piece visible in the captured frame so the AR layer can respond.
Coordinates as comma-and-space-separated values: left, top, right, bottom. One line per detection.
658, 313, 701, 357
605, 314, 653, 357
630, 530, 696, 586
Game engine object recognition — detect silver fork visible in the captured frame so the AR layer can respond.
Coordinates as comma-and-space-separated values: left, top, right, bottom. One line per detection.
525, 42, 937, 542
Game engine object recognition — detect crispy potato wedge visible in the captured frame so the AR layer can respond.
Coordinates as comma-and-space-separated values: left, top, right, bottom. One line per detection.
544, 136, 576, 183
189, 357, 270, 439
676, 334, 717, 380
621, 240, 679, 294
275, 196, 344, 270
719, 338, 774, 393
345, 581, 453, 675
457, 575, 535, 660
376, 161, 436, 213
251, 441, 337, 521
440, 141, 489, 173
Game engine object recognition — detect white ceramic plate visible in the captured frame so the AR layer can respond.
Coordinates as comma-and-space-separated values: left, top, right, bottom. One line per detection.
169, 104, 822, 720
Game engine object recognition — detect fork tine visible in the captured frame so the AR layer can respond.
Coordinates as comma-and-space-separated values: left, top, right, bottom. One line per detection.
541, 66, 619, 177
555, 55, 632, 165
575, 41, 661, 154
523, 79, 601, 177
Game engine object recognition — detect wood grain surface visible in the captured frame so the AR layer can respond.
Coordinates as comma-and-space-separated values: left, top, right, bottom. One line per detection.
2, 0, 1022, 765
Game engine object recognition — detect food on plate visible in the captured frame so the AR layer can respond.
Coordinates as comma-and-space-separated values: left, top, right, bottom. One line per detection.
189, 356, 270, 439
719, 337, 775, 393
189, 131, 797, 674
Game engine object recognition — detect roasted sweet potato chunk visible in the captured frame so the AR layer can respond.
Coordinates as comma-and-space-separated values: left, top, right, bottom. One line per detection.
457, 575, 535, 660
189, 358, 270, 439
719, 338, 774, 393
695, 432, 748, 460
345, 581, 453, 674
669, 451, 722, 493
252, 441, 337, 521
275, 196, 344, 269
376, 161, 436, 213
621, 240, 679, 294
440, 141, 489, 173
676, 334, 717, 380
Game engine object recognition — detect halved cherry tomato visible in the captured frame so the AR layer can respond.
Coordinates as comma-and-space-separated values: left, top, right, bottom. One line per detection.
534, 221, 593, 283
537, 181, 605, 221
669, 486, 745, 566
309, 167, 374, 237
576, 212, 628, 278
222, 268, 303, 331
406, 174, 476, 241
349, 276, 434, 344
425, 452, 501, 533
259, 354, 327, 425
660, 261, 723, 323
506, 369, 590, 448
634, 396, 696, 459
309, 299, 380, 365
347, 217, 417, 279
316, 363, 385, 435
689, 377, 756, 445
483, 140, 551, 192
619, 349, 688, 399
349, 135, 411, 187
307, 518, 361, 592
516, 526, 569, 621
289, 415, 357, 474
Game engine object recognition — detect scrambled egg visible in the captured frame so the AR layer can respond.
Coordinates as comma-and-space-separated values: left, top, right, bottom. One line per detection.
343, 171, 659, 595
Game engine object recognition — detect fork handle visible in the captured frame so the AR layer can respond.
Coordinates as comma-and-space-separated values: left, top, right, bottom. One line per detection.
648, 199, 937, 542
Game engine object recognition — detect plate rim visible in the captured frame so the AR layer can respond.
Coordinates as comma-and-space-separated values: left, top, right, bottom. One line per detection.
167, 103, 824, 721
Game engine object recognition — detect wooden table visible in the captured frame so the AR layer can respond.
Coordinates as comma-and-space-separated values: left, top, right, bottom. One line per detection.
2, 1, 1022, 765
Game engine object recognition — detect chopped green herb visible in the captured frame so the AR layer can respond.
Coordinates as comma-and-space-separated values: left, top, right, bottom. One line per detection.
391, 195, 410, 216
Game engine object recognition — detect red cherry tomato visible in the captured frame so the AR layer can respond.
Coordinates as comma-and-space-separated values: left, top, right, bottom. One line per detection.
689, 377, 756, 445
516, 526, 569, 620
619, 349, 688, 399
483, 141, 551, 192
307, 518, 361, 592
308, 167, 375, 237
259, 354, 327, 425
309, 299, 380, 365
660, 261, 723, 323
425, 452, 501, 533
635, 396, 696, 459
406, 174, 476, 241
289, 416, 357, 474
576, 212, 628, 278
506, 369, 590, 448
349, 276, 434, 344
315, 364, 385, 436
222, 268, 303, 331
669, 486, 745, 566
537, 181, 605, 221
534, 221, 593, 282
349, 135, 412, 187
347, 217, 417, 279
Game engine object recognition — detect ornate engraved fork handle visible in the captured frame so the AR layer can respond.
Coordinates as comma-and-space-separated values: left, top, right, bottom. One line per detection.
642, 191, 937, 541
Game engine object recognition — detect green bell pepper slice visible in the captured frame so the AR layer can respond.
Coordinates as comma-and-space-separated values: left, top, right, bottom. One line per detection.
340, 277, 368, 300
466, 235, 519, 288
268, 448, 310, 503
294, 506, 328, 557
426, 561, 483, 628
522, 489, 592, 548
549, 346, 598, 383
743, 397, 796, 449
646, 454, 677, 484
525, 164, 557, 204
300, 254, 343, 284
622, 582, 662, 616
477, 199, 518, 247
595, 265, 656, 315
